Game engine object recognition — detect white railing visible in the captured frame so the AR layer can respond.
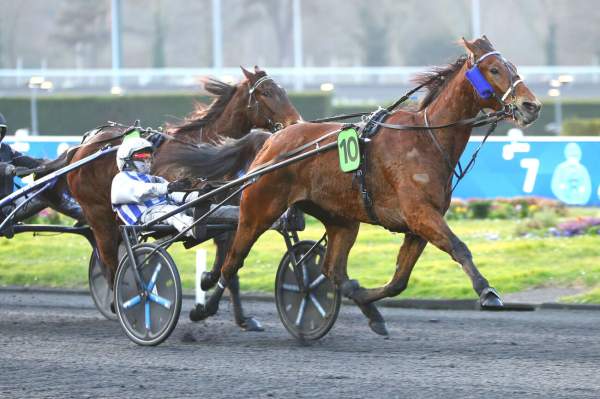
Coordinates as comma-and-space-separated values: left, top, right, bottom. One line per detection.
0, 66, 599, 91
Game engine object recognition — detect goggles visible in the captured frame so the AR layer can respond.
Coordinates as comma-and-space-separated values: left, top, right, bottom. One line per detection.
132, 151, 153, 160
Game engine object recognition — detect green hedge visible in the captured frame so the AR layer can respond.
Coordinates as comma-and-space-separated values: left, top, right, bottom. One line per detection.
529, 99, 600, 136
3, 93, 600, 136
0, 92, 333, 136
562, 118, 600, 136
332, 99, 600, 136
287, 92, 332, 121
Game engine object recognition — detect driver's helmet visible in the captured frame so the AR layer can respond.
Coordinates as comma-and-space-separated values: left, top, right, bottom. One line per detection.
116, 137, 154, 174
0, 113, 7, 142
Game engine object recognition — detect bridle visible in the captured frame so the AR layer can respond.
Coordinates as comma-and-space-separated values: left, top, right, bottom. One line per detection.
465, 50, 524, 118
368, 50, 526, 194
246, 75, 285, 133
418, 50, 525, 192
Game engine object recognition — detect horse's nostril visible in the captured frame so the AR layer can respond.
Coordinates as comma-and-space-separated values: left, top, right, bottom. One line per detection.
522, 101, 540, 114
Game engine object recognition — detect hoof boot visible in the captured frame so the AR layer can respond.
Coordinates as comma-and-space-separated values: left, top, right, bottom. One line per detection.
238, 317, 264, 332
340, 280, 360, 299
189, 304, 211, 322
200, 272, 216, 291
480, 287, 504, 310
369, 320, 389, 337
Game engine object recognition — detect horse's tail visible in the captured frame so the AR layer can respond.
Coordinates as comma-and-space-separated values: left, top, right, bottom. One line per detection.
155, 130, 271, 180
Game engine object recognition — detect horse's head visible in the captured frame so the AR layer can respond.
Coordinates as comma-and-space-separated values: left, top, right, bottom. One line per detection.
462, 36, 541, 127
241, 66, 302, 132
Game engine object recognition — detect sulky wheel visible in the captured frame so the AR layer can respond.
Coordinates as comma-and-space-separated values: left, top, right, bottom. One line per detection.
114, 243, 182, 346
88, 248, 117, 321
275, 240, 341, 341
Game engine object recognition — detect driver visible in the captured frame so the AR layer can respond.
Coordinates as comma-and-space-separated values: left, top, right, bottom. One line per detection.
0, 112, 84, 224
0, 113, 40, 197
111, 137, 200, 236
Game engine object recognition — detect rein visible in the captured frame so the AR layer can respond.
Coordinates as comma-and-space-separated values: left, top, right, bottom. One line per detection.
370, 108, 507, 193
272, 100, 508, 175
422, 108, 501, 193
373, 109, 506, 131
75, 121, 223, 155
264, 63, 515, 224
307, 79, 432, 124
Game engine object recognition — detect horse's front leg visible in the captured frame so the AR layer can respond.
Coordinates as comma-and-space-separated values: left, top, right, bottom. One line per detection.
406, 206, 504, 308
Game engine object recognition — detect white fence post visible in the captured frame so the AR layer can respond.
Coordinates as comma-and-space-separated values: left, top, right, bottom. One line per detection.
195, 249, 206, 305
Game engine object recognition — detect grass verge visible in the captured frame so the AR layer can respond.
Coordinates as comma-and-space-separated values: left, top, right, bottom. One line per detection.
1, 208, 599, 301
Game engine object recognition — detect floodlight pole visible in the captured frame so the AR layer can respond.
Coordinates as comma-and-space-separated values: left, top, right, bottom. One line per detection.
212, 0, 223, 69
292, 0, 303, 91
111, 0, 123, 90
30, 86, 38, 135
471, 0, 481, 38
555, 93, 562, 135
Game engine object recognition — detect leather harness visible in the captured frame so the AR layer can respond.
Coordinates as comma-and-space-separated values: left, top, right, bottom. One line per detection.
354, 108, 389, 226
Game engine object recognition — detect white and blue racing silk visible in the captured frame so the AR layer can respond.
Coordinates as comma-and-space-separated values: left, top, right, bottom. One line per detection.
111, 171, 169, 225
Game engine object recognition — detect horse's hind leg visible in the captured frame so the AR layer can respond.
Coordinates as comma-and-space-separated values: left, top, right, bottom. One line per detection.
407, 207, 503, 308
90, 220, 120, 290
191, 194, 289, 322
200, 233, 230, 290
227, 274, 263, 331
193, 233, 263, 331
319, 222, 389, 336
346, 233, 428, 305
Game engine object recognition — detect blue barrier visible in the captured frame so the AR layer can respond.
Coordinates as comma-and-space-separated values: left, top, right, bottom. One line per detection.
454, 136, 600, 206
5, 135, 600, 206
4, 136, 80, 159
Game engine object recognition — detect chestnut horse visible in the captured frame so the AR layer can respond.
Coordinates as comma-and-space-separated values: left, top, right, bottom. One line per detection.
66, 67, 301, 330
195, 37, 542, 336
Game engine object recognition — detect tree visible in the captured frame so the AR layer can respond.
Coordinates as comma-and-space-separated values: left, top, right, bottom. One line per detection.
235, 0, 295, 66
51, 2, 110, 67
521, 0, 563, 65
354, 3, 391, 66
0, 2, 24, 68
406, 31, 462, 66
152, 1, 167, 68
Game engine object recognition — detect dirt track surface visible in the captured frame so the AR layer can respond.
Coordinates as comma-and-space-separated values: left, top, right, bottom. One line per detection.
1, 290, 600, 399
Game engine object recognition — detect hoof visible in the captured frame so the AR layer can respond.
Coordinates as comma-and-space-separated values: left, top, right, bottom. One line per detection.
200, 271, 216, 291
480, 287, 504, 310
340, 280, 360, 299
369, 320, 389, 337
189, 304, 211, 322
238, 317, 264, 332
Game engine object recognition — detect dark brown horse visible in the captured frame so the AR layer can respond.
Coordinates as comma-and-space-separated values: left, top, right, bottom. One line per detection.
66, 66, 301, 329
195, 37, 542, 335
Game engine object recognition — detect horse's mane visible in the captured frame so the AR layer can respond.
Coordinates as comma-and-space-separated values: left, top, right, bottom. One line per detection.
413, 38, 495, 111
169, 78, 238, 135
412, 55, 468, 111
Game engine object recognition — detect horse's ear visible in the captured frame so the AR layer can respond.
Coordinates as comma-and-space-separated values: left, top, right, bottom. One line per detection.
462, 37, 483, 58
254, 65, 267, 77
240, 66, 256, 83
